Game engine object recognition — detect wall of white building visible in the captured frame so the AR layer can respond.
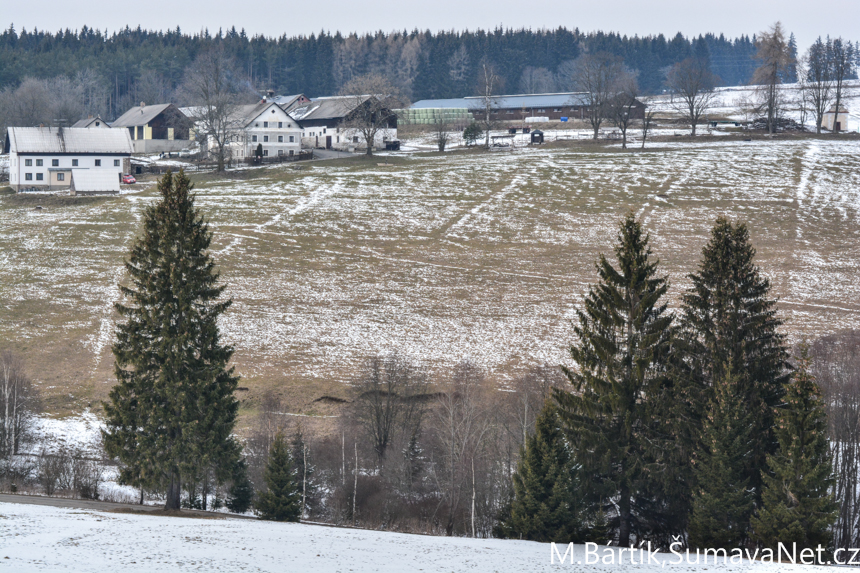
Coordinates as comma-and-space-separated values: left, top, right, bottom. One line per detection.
10, 153, 127, 191
237, 105, 302, 158
301, 126, 397, 152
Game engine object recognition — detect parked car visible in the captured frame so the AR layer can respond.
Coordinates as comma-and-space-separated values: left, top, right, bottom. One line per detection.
122, 174, 136, 184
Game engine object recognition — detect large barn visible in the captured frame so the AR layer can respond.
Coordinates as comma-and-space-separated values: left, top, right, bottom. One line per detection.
410, 92, 645, 123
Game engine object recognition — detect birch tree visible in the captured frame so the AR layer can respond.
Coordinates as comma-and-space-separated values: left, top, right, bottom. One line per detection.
0, 351, 39, 460
475, 61, 501, 149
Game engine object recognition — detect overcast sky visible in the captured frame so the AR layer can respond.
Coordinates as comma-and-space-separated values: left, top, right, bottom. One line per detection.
5, 0, 858, 53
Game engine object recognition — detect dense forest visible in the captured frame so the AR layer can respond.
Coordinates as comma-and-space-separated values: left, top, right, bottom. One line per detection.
0, 24, 770, 119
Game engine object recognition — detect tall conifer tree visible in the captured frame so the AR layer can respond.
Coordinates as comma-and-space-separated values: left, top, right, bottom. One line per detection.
751, 347, 837, 551
103, 170, 240, 510
495, 401, 584, 542
688, 365, 755, 549
554, 214, 676, 546
680, 217, 789, 504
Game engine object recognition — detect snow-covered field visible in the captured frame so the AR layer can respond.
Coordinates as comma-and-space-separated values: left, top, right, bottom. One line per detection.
0, 501, 830, 572
1, 139, 860, 414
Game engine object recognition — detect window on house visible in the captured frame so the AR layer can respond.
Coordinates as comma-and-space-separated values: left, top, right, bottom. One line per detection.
36, 159, 43, 166
263, 150, 269, 156
278, 149, 283, 156
25, 159, 32, 166
264, 136, 269, 142
72, 159, 78, 166
323, 128, 327, 134
263, 121, 268, 128
114, 159, 120, 167
52, 159, 59, 167
137, 126, 143, 139
36, 173, 43, 181
278, 122, 283, 128
289, 150, 294, 156
57, 173, 65, 181
95, 159, 101, 166
289, 136, 294, 142
278, 136, 283, 142
353, 136, 359, 143
554, 108, 562, 112
252, 135, 258, 142
25, 173, 32, 180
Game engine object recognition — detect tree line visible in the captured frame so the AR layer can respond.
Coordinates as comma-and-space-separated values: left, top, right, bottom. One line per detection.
3, 170, 860, 554
0, 24, 790, 115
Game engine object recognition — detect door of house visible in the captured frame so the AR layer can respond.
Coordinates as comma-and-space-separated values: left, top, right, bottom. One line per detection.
835, 121, 842, 131
326, 136, 332, 149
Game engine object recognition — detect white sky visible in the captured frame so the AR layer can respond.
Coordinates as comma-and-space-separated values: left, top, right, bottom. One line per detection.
4, 0, 858, 53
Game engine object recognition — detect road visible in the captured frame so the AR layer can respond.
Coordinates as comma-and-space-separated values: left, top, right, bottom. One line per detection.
0, 492, 255, 519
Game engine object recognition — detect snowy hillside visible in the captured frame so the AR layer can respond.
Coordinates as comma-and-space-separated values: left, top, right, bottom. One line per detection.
0, 502, 832, 572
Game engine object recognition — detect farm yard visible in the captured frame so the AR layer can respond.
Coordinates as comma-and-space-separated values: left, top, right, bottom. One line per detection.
1, 139, 860, 421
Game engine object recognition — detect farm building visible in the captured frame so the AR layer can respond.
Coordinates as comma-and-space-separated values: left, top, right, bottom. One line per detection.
111, 103, 192, 153
4, 127, 133, 192
290, 96, 397, 151
229, 101, 303, 159
410, 92, 645, 123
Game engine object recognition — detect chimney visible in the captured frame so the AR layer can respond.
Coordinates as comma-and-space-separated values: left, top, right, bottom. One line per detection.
140, 101, 145, 108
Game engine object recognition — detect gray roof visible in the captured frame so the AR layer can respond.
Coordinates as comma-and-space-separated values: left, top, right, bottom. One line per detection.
71, 116, 110, 128
5, 127, 134, 154
412, 92, 591, 110
271, 94, 308, 110
111, 103, 174, 127
289, 96, 372, 122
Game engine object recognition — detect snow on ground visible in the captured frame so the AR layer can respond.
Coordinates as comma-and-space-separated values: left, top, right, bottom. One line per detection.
3, 139, 860, 408
0, 502, 831, 572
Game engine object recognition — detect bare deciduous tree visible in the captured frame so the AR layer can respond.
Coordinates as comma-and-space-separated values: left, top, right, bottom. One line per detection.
351, 354, 426, 462
518, 66, 556, 95
752, 22, 795, 134
339, 73, 405, 156
0, 351, 39, 460
666, 57, 719, 136
181, 46, 248, 171
803, 38, 835, 133
809, 331, 860, 551
607, 72, 640, 149
475, 61, 501, 149
568, 52, 625, 139
429, 361, 492, 536
640, 99, 657, 149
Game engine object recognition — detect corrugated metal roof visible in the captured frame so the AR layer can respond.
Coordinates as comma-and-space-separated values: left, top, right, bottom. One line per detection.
111, 103, 173, 127
289, 96, 371, 122
6, 127, 134, 154
412, 93, 591, 110
71, 169, 120, 193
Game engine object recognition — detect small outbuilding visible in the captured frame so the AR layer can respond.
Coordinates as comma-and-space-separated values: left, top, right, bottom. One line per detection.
822, 104, 850, 132
111, 103, 192, 153
531, 130, 544, 144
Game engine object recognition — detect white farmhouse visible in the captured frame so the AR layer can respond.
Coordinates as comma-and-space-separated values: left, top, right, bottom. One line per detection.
4, 127, 133, 193
230, 102, 303, 159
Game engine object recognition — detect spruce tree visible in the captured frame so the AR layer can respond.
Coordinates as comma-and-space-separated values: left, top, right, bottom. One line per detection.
103, 170, 240, 510
256, 433, 302, 522
688, 365, 755, 549
226, 458, 255, 514
554, 213, 675, 546
681, 217, 789, 504
751, 347, 837, 551
495, 401, 584, 542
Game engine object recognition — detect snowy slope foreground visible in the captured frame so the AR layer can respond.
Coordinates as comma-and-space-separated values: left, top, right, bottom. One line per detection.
0, 502, 829, 572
